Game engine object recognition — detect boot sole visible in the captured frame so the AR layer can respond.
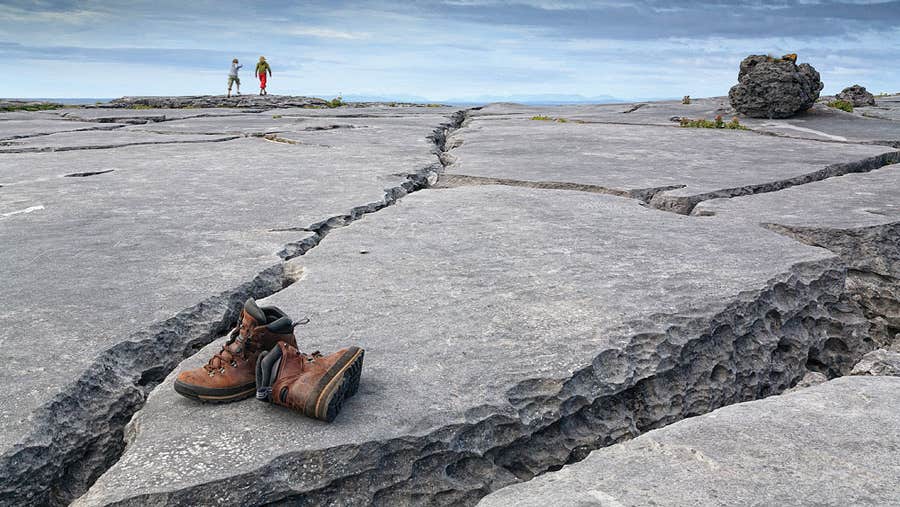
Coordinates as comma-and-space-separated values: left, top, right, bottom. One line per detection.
310, 347, 364, 422
173, 380, 256, 403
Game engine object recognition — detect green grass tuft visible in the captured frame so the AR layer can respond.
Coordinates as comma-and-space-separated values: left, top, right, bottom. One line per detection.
326, 96, 345, 108
826, 100, 853, 113
530, 115, 552, 121
680, 115, 748, 130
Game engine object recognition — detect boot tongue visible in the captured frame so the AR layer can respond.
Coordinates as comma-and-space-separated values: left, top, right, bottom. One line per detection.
243, 298, 268, 325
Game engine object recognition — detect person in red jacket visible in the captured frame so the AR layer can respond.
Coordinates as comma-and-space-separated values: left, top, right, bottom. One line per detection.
255, 56, 272, 95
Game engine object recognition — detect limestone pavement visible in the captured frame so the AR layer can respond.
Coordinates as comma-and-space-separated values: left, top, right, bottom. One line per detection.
1, 95, 899, 506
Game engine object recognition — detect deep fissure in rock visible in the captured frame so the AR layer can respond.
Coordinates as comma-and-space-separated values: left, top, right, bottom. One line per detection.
103, 260, 877, 507
433, 174, 684, 204
764, 222, 900, 349
621, 103, 647, 113
0, 109, 471, 507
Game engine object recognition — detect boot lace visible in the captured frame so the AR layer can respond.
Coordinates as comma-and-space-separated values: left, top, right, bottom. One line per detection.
204, 327, 246, 375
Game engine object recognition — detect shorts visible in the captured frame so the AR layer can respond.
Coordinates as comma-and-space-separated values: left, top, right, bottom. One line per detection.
227, 76, 240, 87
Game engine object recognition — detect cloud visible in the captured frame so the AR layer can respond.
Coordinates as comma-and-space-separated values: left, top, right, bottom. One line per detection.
0, 42, 241, 71
1, 0, 899, 100
280, 27, 371, 40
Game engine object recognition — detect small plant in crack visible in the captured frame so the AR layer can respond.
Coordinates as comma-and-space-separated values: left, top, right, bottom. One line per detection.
272, 114, 283, 119
826, 100, 854, 113
326, 95, 345, 108
531, 115, 552, 121
130, 104, 156, 110
679, 115, 748, 130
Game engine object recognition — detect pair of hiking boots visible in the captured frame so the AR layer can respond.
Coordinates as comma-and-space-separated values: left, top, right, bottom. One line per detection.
174, 298, 364, 422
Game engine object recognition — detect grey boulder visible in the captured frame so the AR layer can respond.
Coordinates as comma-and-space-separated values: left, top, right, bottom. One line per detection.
836, 84, 877, 107
729, 55, 823, 118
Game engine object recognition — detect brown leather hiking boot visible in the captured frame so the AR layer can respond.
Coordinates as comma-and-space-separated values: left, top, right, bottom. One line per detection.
255, 342, 364, 422
174, 298, 298, 403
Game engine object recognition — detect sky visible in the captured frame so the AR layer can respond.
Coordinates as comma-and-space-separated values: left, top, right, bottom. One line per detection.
2, 0, 899, 102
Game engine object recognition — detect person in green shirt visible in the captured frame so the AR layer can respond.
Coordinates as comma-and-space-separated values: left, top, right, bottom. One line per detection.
255, 56, 272, 95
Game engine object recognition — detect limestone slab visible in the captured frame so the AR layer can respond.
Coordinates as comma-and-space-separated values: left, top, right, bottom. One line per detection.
473, 99, 900, 144
0, 129, 239, 152
75, 185, 858, 506
694, 166, 900, 364
124, 115, 339, 136
470, 99, 730, 126
855, 94, 900, 122
0, 109, 450, 505
478, 376, 900, 507
0, 119, 122, 141
694, 166, 900, 230
747, 104, 900, 144
447, 113, 895, 211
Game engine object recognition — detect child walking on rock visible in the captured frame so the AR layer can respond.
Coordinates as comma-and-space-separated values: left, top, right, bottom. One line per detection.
256, 56, 272, 95
227, 58, 242, 97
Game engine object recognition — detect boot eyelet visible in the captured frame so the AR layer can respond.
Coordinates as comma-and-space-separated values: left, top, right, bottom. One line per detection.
208, 371, 215, 377
230, 361, 238, 368
219, 367, 226, 373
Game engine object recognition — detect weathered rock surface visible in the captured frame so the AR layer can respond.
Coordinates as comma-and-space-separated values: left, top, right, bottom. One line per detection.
784, 370, 828, 393
856, 94, 900, 121
446, 108, 898, 213
478, 376, 900, 507
852, 349, 900, 376
57, 107, 262, 123
0, 129, 240, 153
75, 185, 870, 506
3, 97, 898, 507
695, 167, 899, 349
105, 95, 329, 109
103, 96, 439, 110
837, 84, 877, 107
0, 119, 122, 141
471, 99, 900, 145
729, 55, 824, 119
0, 109, 457, 506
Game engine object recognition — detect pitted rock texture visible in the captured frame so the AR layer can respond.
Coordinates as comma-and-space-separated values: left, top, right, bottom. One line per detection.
837, 84, 877, 107
852, 349, 900, 376
75, 187, 870, 507
696, 168, 900, 348
729, 55, 824, 118
478, 376, 900, 507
